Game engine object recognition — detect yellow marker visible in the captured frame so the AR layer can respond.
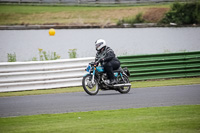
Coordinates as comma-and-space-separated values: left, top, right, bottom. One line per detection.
49, 28, 55, 36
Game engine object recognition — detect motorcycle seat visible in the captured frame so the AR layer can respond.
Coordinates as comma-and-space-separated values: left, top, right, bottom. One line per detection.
113, 67, 123, 73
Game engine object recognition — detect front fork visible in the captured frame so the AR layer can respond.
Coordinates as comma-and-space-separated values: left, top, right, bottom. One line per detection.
92, 69, 96, 84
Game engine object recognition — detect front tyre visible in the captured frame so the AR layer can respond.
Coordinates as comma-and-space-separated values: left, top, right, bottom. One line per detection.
118, 75, 131, 94
82, 74, 99, 95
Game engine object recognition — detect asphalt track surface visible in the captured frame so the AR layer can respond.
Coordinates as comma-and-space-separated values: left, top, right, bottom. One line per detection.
0, 85, 200, 117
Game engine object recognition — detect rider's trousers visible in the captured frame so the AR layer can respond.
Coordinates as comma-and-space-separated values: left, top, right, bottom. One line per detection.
103, 60, 120, 81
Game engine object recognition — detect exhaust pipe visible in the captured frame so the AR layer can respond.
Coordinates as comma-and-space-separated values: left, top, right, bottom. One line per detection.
113, 83, 131, 87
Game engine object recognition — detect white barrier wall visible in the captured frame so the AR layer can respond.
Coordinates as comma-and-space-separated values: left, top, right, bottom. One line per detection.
0, 57, 94, 92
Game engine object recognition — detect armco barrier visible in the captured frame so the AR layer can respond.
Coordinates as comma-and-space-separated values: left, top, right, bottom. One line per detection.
0, 57, 94, 92
118, 51, 200, 81
0, 51, 200, 92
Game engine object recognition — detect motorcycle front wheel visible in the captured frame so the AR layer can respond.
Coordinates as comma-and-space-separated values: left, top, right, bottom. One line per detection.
82, 74, 99, 95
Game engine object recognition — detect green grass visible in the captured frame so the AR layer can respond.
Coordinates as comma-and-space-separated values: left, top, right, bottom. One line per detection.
0, 4, 170, 13
0, 105, 199, 133
0, 4, 170, 25
132, 77, 200, 88
0, 5, 112, 14
0, 77, 200, 97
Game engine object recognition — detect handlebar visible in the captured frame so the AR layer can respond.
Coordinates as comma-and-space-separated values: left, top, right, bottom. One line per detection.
95, 57, 104, 64
90, 58, 104, 67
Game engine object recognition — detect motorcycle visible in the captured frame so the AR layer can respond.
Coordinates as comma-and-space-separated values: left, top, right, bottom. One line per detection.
82, 59, 131, 95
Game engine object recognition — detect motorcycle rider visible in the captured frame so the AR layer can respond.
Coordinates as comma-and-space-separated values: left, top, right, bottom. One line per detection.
95, 39, 120, 85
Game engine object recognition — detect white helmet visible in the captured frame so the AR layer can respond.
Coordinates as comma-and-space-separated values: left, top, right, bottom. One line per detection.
95, 39, 106, 51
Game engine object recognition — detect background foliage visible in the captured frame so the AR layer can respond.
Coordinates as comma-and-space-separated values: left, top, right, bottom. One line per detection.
160, 2, 200, 25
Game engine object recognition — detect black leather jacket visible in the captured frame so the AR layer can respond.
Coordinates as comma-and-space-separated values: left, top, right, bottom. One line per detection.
95, 46, 120, 65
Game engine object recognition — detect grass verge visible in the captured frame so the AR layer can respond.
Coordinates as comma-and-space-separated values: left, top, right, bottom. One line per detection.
0, 4, 170, 25
0, 77, 200, 97
0, 105, 199, 133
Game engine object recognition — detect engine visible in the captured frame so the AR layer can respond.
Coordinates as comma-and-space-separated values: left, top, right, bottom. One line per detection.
101, 73, 110, 87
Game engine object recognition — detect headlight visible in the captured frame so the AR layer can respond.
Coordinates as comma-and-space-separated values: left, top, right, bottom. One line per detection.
86, 65, 91, 72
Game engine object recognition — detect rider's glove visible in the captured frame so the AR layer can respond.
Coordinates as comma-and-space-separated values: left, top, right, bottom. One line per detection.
94, 62, 98, 66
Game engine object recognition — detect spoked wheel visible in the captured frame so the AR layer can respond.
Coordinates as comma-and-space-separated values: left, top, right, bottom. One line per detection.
82, 75, 99, 95
118, 75, 131, 94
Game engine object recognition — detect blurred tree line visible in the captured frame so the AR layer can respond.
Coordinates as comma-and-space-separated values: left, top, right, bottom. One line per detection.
160, 1, 200, 25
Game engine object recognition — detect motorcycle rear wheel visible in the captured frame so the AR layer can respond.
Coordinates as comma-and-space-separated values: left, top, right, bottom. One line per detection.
118, 75, 131, 94
82, 75, 99, 95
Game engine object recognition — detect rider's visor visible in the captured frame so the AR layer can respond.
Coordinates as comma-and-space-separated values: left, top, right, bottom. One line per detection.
96, 42, 103, 49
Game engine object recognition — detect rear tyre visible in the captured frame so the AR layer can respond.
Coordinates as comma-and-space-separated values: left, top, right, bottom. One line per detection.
82, 74, 99, 95
118, 75, 131, 94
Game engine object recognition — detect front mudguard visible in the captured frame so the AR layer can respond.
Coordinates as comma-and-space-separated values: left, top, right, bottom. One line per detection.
83, 73, 92, 77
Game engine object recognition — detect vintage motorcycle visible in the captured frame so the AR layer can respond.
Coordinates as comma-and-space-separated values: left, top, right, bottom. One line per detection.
82, 59, 131, 95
